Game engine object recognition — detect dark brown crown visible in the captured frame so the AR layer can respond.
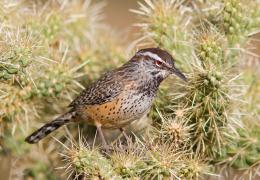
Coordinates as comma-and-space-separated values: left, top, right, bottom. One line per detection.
135, 47, 174, 66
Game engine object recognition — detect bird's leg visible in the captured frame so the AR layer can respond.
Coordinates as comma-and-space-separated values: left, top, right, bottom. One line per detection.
119, 127, 129, 141
96, 124, 109, 152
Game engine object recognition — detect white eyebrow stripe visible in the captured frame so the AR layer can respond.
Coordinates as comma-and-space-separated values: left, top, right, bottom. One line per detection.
139, 51, 163, 62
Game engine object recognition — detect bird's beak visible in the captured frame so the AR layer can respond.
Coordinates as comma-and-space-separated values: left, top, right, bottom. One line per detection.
170, 65, 187, 81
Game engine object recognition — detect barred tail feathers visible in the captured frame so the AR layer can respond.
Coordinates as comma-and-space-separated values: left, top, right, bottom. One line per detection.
25, 111, 76, 144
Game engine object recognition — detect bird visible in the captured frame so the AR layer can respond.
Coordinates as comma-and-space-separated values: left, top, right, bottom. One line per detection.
25, 47, 187, 150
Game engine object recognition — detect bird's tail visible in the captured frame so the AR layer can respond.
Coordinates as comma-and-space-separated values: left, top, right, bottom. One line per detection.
25, 111, 76, 144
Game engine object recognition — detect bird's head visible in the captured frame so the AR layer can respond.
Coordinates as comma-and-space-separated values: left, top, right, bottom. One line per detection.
131, 48, 187, 81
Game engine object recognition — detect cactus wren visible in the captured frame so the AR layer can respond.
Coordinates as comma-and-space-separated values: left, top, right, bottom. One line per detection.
25, 48, 186, 149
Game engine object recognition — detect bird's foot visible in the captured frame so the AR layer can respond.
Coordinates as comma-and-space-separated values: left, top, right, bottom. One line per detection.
100, 145, 113, 155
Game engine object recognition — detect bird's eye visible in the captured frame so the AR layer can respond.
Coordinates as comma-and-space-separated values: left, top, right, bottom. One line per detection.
155, 60, 163, 67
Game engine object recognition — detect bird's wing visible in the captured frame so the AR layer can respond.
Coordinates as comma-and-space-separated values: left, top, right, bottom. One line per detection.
69, 71, 124, 107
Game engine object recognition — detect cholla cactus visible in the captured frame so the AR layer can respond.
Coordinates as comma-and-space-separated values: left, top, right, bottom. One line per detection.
152, 114, 191, 149
24, 0, 104, 46
110, 141, 146, 179
216, 67, 260, 177
33, 63, 76, 99
194, 28, 225, 67
0, 79, 36, 136
0, 27, 37, 82
0, 0, 106, 134
247, 2, 260, 34
216, 121, 260, 179
173, 67, 233, 157
177, 156, 210, 180
222, 0, 249, 44
140, 143, 183, 179
223, 124, 260, 169
198, 0, 260, 45
60, 136, 115, 179
140, 143, 209, 179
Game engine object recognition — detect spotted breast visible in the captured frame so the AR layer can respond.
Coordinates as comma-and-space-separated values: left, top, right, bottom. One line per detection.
77, 80, 154, 129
